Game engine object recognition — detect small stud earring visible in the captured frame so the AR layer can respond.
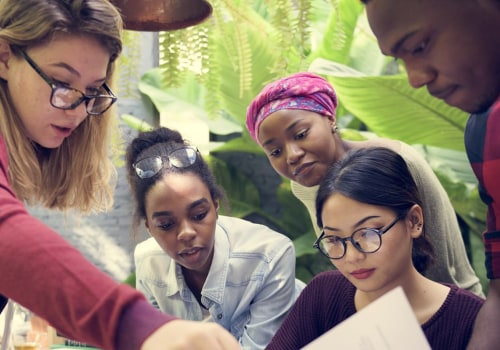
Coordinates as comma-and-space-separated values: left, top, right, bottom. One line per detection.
332, 125, 338, 134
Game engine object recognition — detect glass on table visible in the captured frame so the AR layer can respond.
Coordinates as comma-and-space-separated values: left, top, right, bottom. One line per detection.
9, 304, 48, 350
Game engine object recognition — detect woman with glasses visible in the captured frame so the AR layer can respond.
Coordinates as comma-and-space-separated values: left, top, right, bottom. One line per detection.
266, 147, 484, 350
0, 1, 240, 349
246, 72, 484, 297
126, 127, 305, 350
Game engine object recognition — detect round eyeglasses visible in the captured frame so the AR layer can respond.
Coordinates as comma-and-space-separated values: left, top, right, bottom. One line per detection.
313, 215, 403, 260
20, 50, 117, 116
133, 146, 198, 179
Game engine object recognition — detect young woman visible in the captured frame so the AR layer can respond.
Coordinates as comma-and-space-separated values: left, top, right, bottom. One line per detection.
266, 147, 484, 349
0, 1, 239, 349
246, 72, 483, 297
126, 127, 304, 350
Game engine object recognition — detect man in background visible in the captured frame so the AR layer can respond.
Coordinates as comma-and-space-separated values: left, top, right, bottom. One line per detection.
361, 0, 500, 348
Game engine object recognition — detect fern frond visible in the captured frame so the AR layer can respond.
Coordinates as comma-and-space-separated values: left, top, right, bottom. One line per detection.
204, 24, 222, 119
296, 0, 313, 57
233, 23, 253, 97
211, 2, 239, 72
219, 0, 268, 34
154, 0, 316, 118
118, 31, 141, 99
159, 30, 184, 88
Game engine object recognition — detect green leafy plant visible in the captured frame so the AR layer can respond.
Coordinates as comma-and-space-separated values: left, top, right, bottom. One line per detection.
124, 0, 487, 288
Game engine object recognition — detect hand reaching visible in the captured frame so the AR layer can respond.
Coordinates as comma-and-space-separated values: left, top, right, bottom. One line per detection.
141, 319, 241, 350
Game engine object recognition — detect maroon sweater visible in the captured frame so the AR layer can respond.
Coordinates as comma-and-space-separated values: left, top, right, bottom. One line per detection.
267, 270, 484, 350
0, 135, 175, 349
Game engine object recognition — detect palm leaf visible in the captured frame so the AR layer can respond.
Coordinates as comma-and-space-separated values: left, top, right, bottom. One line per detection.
310, 59, 468, 151
138, 68, 242, 136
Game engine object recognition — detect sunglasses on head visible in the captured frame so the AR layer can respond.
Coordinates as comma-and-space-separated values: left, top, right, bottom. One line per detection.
133, 146, 198, 179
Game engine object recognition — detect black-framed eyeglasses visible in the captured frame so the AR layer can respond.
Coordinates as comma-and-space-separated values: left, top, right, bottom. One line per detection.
20, 50, 117, 116
133, 146, 199, 179
313, 215, 403, 260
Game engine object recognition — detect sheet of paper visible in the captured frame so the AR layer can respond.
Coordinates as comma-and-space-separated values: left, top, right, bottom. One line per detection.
301, 286, 431, 350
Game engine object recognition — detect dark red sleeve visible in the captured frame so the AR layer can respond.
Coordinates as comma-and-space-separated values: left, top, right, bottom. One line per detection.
0, 135, 176, 349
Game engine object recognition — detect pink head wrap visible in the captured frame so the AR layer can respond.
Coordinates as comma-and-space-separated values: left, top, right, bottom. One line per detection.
246, 72, 338, 144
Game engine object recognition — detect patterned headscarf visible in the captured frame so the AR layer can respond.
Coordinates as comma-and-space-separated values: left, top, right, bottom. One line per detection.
246, 72, 338, 144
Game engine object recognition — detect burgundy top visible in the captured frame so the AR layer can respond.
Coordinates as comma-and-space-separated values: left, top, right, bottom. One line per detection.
267, 270, 484, 350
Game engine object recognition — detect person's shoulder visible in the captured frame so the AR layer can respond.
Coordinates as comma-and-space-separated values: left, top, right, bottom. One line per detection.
490, 96, 500, 117
445, 284, 485, 310
473, 96, 500, 128
291, 180, 318, 199
356, 137, 403, 153
361, 138, 431, 171
134, 236, 165, 259
217, 215, 293, 255
449, 284, 485, 301
358, 138, 427, 164
218, 215, 290, 241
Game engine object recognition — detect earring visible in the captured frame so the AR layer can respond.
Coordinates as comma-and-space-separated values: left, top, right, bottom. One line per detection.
331, 125, 338, 134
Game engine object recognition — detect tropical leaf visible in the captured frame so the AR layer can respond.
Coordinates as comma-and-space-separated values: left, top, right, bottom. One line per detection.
310, 0, 364, 65
309, 58, 469, 151
206, 154, 261, 211
212, 135, 263, 154
275, 181, 315, 239
138, 68, 242, 135
413, 145, 479, 186
215, 21, 282, 126
411, 144, 486, 226
293, 232, 318, 257
120, 114, 153, 132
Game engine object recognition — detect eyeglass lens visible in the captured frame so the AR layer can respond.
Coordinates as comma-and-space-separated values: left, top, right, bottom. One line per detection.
52, 85, 114, 115
318, 228, 382, 259
134, 147, 198, 179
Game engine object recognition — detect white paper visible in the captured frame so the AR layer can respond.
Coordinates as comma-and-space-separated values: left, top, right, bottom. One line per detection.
301, 286, 431, 350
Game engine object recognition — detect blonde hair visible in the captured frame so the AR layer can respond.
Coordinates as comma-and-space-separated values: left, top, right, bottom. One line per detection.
0, 0, 123, 212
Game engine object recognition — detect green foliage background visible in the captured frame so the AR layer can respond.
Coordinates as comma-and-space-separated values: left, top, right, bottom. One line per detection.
121, 0, 488, 291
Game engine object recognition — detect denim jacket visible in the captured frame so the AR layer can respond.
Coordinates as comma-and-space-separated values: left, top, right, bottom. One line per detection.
135, 215, 304, 350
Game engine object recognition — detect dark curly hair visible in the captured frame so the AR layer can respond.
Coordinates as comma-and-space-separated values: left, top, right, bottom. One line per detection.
125, 127, 226, 232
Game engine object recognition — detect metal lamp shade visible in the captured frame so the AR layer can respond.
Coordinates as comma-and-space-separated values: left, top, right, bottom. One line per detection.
112, 0, 213, 31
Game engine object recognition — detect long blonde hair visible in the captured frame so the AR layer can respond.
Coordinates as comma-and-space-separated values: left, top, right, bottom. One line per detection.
0, 0, 123, 212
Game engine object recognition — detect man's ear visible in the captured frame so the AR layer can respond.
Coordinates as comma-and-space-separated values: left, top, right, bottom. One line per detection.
0, 40, 13, 81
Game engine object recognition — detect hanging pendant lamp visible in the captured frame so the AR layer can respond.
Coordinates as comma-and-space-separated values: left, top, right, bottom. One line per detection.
111, 0, 213, 31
